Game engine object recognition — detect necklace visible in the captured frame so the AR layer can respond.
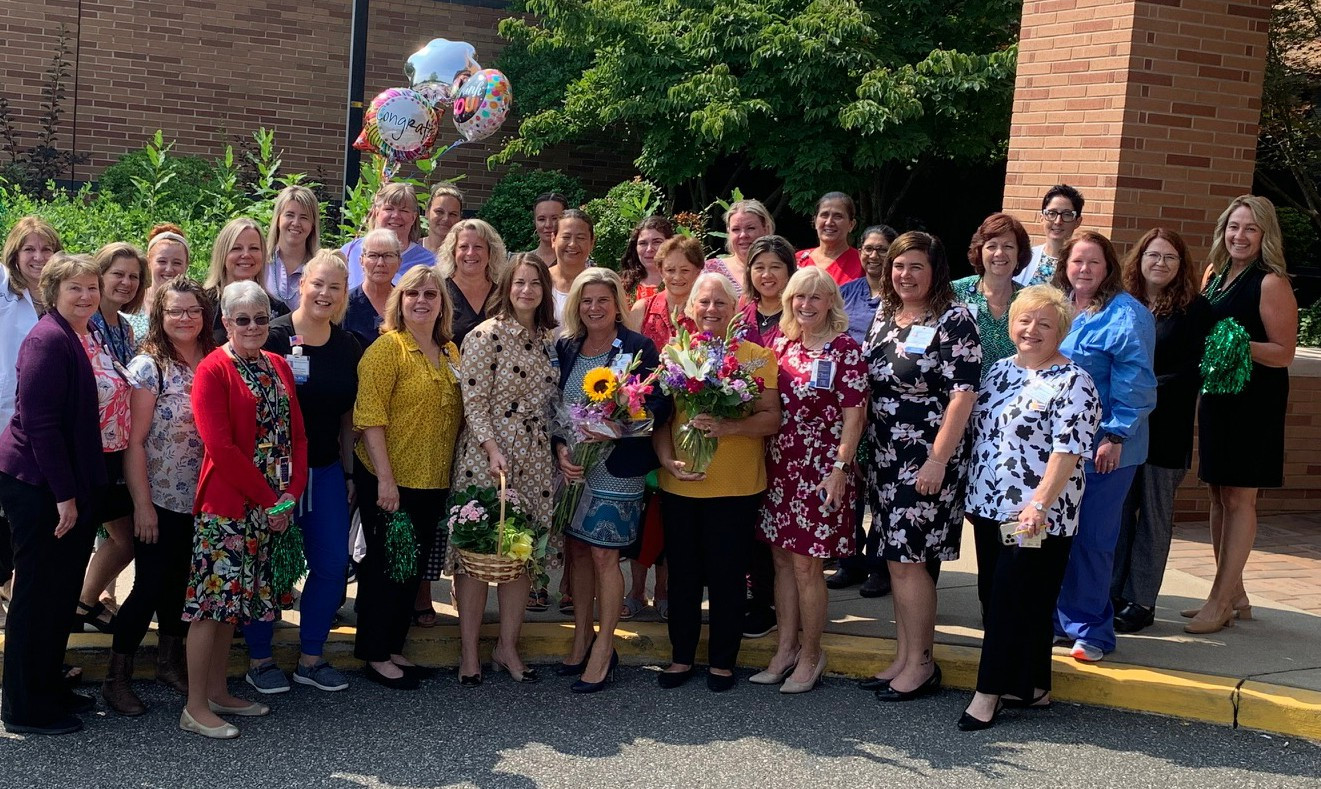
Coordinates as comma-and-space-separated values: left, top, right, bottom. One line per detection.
1205, 261, 1256, 305
582, 334, 613, 356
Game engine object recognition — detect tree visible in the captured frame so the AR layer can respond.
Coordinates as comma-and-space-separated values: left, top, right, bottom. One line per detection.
494, 0, 1019, 224
1257, 0, 1321, 243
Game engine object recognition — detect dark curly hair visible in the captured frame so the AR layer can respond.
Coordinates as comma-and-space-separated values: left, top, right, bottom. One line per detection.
1122, 228, 1199, 318
618, 216, 675, 295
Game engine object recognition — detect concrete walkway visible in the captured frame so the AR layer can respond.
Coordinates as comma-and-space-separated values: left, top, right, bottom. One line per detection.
11, 512, 1321, 741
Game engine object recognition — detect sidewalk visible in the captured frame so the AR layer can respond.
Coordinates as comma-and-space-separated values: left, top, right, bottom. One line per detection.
8, 513, 1320, 741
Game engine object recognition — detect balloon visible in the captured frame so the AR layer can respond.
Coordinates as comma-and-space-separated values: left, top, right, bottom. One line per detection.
451, 69, 513, 145
406, 38, 480, 109
353, 88, 441, 165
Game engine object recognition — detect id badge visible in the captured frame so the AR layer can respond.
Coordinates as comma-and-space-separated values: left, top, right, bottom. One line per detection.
286, 354, 310, 385
1022, 379, 1057, 412
966, 302, 980, 319
902, 325, 937, 355
275, 456, 292, 490
810, 358, 836, 390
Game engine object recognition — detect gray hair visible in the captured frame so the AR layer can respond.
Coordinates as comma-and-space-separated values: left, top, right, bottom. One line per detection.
685, 271, 738, 318
221, 280, 271, 317
362, 227, 401, 254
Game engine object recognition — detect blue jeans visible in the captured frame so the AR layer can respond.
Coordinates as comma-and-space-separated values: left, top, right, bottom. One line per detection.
244, 463, 351, 660
1054, 465, 1138, 654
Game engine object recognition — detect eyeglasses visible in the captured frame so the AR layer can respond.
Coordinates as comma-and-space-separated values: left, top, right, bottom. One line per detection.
861, 245, 889, 255
1142, 251, 1181, 265
403, 288, 441, 301
164, 307, 204, 319
230, 314, 270, 327
1042, 209, 1080, 223
364, 252, 400, 262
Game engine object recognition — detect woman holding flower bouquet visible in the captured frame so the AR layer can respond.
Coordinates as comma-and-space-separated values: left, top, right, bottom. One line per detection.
753, 268, 868, 694
655, 273, 781, 692
554, 268, 670, 693
448, 253, 560, 686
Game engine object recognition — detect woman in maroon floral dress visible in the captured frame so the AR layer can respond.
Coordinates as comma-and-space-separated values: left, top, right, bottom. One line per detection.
754, 268, 867, 694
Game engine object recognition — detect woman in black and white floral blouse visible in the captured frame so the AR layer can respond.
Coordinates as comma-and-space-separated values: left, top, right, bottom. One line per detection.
958, 285, 1101, 730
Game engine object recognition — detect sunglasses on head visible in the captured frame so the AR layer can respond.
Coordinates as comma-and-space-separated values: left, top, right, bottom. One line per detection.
230, 314, 271, 327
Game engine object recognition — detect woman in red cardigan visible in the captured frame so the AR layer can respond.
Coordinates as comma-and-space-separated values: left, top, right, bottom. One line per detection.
181, 281, 307, 739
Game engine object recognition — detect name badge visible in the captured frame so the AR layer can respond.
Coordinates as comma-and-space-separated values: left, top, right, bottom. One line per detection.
966, 302, 980, 319
275, 456, 292, 490
286, 354, 310, 385
1022, 379, 1057, 411
810, 358, 836, 390
902, 325, 937, 355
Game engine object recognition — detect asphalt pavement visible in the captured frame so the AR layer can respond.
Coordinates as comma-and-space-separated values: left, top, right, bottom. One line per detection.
2, 667, 1318, 788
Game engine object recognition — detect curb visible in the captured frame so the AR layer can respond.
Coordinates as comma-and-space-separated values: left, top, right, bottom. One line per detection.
10, 622, 1320, 742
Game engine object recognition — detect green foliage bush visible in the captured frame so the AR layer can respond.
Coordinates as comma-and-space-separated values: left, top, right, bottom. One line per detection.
98, 148, 216, 213
1300, 298, 1321, 348
581, 177, 666, 268
477, 165, 586, 252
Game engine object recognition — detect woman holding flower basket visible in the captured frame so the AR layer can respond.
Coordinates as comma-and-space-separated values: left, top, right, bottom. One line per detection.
553, 269, 670, 693
655, 272, 781, 692
447, 253, 560, 686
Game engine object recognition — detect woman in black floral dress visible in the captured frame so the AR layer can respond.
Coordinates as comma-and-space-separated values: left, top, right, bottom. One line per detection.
861, 232, 981, 702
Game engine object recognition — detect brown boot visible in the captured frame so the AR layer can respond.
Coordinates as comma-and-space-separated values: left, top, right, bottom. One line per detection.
101, 652, 146, 716
155, 634, 189, 694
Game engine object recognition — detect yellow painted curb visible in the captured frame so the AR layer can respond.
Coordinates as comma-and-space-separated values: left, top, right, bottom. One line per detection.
5, 622, 1318, 742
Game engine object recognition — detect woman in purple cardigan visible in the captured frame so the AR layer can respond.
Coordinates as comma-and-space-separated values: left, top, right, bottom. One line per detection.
0, 253, 108, 736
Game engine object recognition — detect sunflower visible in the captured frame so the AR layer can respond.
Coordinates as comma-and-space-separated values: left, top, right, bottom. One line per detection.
583, 367, 618, 402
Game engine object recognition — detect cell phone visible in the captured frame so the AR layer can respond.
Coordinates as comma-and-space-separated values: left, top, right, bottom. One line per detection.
999, 521, 1043, 549
818, 488, 836, 512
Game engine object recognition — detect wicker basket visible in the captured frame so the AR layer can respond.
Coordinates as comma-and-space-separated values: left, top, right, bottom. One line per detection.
454, 472, 526, 584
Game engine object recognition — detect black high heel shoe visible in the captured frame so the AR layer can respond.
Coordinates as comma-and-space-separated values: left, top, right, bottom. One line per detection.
957, 700, 1003, 731
554, 636, 597, 677
491, 656, 540, 683
571, 650, 618, 694
875, 664, 941, 702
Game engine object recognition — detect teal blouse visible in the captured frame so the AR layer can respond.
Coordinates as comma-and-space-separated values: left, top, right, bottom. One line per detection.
952, 275, 1022, 380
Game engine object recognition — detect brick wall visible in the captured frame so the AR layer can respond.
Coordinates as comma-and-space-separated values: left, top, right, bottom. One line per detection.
1174, 365, 1321, 522
0, 0, 636, 204
1003, 0, 1271, 262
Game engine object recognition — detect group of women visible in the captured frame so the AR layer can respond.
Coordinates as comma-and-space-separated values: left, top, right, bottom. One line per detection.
0, 181, 1297, 738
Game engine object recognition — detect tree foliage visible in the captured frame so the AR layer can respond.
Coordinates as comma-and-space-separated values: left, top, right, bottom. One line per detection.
1258, 0, 1321, 253
494, 0, 1019, 224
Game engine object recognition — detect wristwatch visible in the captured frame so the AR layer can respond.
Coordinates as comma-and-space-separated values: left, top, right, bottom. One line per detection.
832, 460, 850, 472
1030, 500, 1046, 513
1104, 433, 1126, 445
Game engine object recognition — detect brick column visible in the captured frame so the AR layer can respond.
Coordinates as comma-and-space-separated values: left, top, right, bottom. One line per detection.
1004, 0, 1272, 258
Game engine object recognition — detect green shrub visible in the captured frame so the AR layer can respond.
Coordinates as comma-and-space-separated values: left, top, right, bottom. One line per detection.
98, 148, 215, 214
581, 177, 665, 269
1277, 207, 1321, 268
478, 165, 586, 252
1300, 298, 1321, 348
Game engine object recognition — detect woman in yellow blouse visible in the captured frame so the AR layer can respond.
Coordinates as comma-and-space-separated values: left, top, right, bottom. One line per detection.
352, 266, 462, 690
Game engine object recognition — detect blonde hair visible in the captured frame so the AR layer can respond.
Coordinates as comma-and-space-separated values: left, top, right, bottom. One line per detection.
205, 217, 267, 291
40, 252, 101, 312
3, 216, 63, 296
93, 241, 151, 313
779, 267, 848, 341
382, 265, 452, 346
722, 199, 775, 257
1207, 194, 1287, 277
266, 185, 321, 260
561, 268, 628, 339
435, 218, 507, 284
1008, 284, 1075, 350
301, 250, 352, 324
685, 271, 738, 321
367, 183, 422, 244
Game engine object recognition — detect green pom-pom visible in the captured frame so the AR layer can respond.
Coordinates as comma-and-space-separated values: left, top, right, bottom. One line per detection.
270, 522, 307, 602
1201, 318, 1253, 395
384, 511, 418, 583
96, 524, 108, 540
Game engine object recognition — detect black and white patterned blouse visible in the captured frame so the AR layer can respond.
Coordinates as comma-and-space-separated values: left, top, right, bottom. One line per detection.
964, 356, 1102, 537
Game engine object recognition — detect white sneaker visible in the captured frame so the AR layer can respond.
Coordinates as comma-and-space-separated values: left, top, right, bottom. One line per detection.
1070, 640, 1105, 663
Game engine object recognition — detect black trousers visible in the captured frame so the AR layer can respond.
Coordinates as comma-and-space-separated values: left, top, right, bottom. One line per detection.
662, 492, 758, 671
353, 459, 446, 662
0, 514, 12, 586
970, 514, 1074, 699
112, 506, 193, 653
0, 473, 98, 726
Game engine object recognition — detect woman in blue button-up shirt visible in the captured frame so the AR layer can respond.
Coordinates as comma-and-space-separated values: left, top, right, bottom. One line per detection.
1050, 230, 1156, 664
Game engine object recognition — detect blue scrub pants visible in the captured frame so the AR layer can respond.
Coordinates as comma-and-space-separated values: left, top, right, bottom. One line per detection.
1054, 466, 1137, 654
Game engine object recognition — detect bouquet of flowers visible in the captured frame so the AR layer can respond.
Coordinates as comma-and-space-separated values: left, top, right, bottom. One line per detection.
552, 351, 657, 531
448, 480, 546, 585
657, 322, 766, 475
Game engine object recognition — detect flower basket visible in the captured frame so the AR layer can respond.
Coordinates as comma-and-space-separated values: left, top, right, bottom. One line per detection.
448, 473, 539, 585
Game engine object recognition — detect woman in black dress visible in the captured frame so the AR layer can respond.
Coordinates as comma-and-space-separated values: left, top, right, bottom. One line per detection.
1188, 195, 1297, 634
1110, 229, 1212, 633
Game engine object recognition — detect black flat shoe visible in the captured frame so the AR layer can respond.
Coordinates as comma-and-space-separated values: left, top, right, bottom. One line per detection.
826, 568, 866, 590
859, 676, 892, 692
571, 650, 618, 694
859, 572, 891, 598
958, 701, 1002, 731
396, 663, 439, 681
875, 664, 941, 702
657, 667, 694, 689
3, 715, 83, 736
1113, 602, 1155, 633
707, 672, 737, 693
362, 663, 419, 690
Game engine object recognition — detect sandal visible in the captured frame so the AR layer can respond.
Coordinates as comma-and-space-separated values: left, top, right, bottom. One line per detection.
621, 597, 647, 620
526, 589, 549, 613
73, 600, 115, 634
559, 593, 574, 614
411, 607, 437, 628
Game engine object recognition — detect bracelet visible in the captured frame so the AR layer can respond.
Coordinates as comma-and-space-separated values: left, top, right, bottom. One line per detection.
266, 500, 295, 518
925, 457, 948, 466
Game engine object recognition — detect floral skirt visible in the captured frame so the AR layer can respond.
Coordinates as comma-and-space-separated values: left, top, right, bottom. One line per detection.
181, 509, 278, 625
566, 488, 644, 549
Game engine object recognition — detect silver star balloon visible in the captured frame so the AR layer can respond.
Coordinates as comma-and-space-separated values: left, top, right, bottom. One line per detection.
405, 38, 481, 107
